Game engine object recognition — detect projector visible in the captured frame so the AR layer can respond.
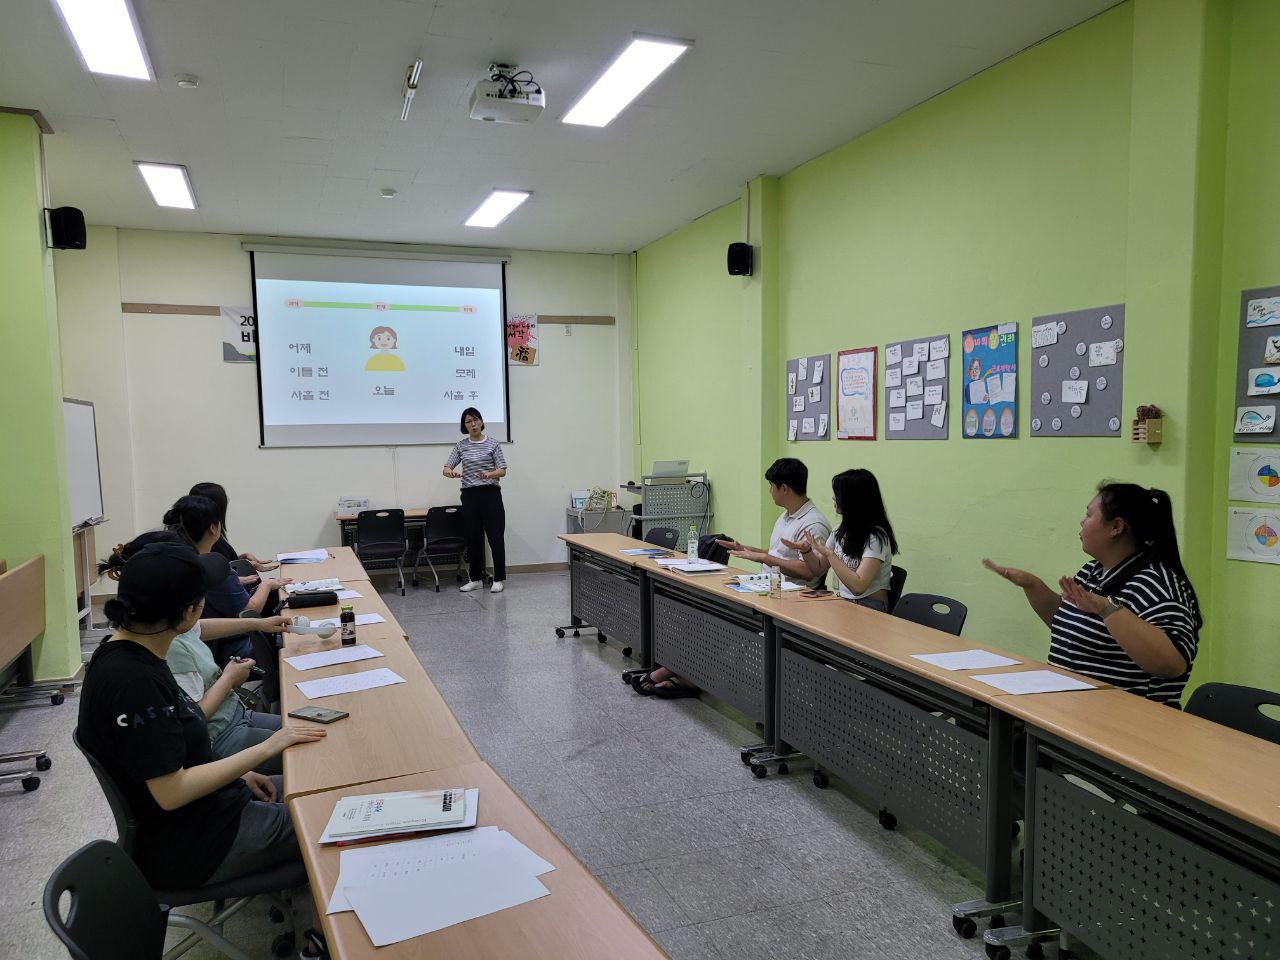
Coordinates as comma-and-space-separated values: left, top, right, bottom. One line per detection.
469, 65, 545, 124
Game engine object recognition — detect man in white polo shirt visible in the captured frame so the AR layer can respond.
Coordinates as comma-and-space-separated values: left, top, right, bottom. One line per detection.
717, 458, 832, 585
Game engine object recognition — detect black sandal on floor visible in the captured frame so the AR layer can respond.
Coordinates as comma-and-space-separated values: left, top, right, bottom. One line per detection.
630, 671, 656, 696
652, 679, 699, 699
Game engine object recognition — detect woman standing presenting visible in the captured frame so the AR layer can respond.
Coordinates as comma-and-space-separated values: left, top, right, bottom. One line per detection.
443, 407, 508, 593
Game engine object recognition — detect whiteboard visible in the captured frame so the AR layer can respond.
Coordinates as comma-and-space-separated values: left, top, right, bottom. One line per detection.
63, 399, 104, 527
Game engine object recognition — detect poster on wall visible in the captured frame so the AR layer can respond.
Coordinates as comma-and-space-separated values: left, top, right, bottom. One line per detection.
961, 322, 1018, 439
1029, 304, 1125, 437
836, 347, 876, 440
1228, 447, 1280, 504
786, 353, 831, 442
506, 314, 539, 365
883, 334, 948, 439
1226, 506, 1280, 565
221, 305, 256, 362
1235, 286, 1280, 442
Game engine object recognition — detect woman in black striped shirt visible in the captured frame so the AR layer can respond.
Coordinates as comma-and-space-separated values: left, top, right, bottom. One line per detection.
442, 407, 508, 594
983, 482, 1202, 706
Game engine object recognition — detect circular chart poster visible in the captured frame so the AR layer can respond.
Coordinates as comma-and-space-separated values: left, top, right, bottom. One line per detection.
1227, 507, 1280, 564
1228, 448, 1280, 504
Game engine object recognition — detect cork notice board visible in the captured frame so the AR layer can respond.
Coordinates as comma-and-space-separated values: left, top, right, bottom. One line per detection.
786, 354, 831, 442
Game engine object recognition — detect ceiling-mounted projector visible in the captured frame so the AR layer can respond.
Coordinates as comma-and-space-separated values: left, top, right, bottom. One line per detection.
469, 63, 545, 124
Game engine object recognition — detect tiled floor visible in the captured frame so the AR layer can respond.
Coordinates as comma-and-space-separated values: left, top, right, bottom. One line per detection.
2, 571, 1017, 959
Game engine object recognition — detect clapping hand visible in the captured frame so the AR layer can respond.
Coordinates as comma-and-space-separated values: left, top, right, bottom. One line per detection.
779, 536, 810, 555
1058, 576, 1108, 615
982, 558, 1039, 589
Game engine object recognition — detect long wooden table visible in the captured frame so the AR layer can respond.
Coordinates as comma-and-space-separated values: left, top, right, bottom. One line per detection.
290, 763, 666, 959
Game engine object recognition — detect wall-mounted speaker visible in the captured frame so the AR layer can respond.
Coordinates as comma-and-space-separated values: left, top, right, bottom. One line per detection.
727, 241, 753, 276
46, 206, 86, 250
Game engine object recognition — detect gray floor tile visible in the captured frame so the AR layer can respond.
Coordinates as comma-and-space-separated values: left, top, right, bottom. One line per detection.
647, 841, 809, 923
607, 794, 753, 855
652, 922, 726, 960
595, 862, 691, 931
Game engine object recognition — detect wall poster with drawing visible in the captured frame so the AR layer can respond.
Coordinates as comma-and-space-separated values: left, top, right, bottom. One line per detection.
961, 322, 1018, 439
836, 347, 877, 440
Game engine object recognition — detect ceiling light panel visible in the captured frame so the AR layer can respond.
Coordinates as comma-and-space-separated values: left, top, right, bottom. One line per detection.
135, 163, 197, 209
465, 190, 530, 228
562, 36, 691, 127
52, 0, 152, 80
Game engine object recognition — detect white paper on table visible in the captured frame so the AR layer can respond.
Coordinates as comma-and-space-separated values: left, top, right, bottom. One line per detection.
787, 372, 796, 395
925, 359, 946, 381
902, 356, 920, 376
888, 412, 905, 431
885, 368, 902, 387
335, 589, 363, 600
286, 579, 342, 593
787, 419, 798, 441
311, 613, 387, 628
911, 650, 1020, 671
812, 359, 824, 384
792, 395, 805, 412
970, 670, 1097, 695
929, 338, 949, 360
924, 385, 943, 405
817, 414, 828, 436
798, 357, 808, 380
1088, 342, 1117, 367
322, 788, 480, 850
344, 852, 550, 947
278, 549, 328, 563
930, 402, 947, 428
906, 400, 924, 420
912, 342, 929, 361
1032, 323, 1058, 348
801, 417, 815, 434
889, 389, 905, 408
295, 668, 406, 700
968, 380, 988, 404
905, 377, 923, 397
807, 386, 821, 403
1061, 380, 1088, 404
285, 645, 385, 671
885, 344, 903, 365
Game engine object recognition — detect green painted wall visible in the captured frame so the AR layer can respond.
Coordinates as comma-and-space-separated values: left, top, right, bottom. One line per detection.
634, 0, 1261, 688
1208, 0, 1280, 690
0, 114, 80, 681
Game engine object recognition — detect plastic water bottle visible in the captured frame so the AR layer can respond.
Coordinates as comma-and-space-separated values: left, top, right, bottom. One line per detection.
687, 523, 698, 561
768, 565, 782, 600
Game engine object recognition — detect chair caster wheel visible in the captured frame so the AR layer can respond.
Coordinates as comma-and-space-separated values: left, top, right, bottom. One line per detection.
812, 769, 829, 789
51, 693, 65, 706
597, 633, 607, 644
776, 762, 789, 775
622, 646, 632, 658
572, 630, 580, 637
952, 915, 977, 939
878, 809, 897, 830
35, 756, 51, 772
985, 946, 1011, 960
740, 749, 754, 766
555, 629, 565, 638
22, 776, 39, 792
989, 914, 1004, 930
271, 932, 295, 957
751, 765, 768, 779
268, 906, 285, 923
1025, 943, 1044, 959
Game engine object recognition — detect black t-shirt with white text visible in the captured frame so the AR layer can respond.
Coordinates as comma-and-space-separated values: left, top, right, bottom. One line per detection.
77, 639, 250, 888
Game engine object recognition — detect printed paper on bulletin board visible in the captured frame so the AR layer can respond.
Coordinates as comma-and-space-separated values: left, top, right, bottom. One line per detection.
961, 323, 1018, 439
1227, 506, 1280, 564
506, 314, 539, 365
786, 353, 831, 442
1234, 286, 1280, 442
883, 334, 948, 439
836, 347, 876, 440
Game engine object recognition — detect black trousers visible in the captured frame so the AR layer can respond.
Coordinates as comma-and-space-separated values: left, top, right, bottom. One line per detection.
461, 485, 506, 582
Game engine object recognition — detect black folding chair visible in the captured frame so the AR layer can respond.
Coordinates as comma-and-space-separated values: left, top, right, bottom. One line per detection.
887, 565, 908, 612
413, 505, 468, 591
355, 508, 408, 596
1185, 682, 1280, 745
73, 731, 305, 960
44, 839, 168, 960
893, 593, 968, 636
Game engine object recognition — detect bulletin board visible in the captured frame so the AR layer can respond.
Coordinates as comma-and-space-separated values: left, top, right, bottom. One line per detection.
1029, 304, 1125, 437
836, 347, 876, 440
884, 334, 949, 439
961, 323, 1018, 439
1233, 286, 1280, 442
786, 353, 831, 442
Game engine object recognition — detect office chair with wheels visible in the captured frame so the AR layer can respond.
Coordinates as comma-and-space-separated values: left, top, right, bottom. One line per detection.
1185, 682, 1280, 745
644, 526, 679, 550
354, 509, 409, 596
44, 839, 168, 960
412, 505, 468, 591
893, 593, 968, 636
887, 565, 908, 612
73, 731, 305, 960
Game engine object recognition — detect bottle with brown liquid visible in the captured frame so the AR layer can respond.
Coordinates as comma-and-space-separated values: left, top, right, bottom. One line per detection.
339, 605, 356, 645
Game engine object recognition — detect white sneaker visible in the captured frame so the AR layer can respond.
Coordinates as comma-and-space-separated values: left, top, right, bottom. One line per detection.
490, 581, 505, 594
459, 580, 484, 592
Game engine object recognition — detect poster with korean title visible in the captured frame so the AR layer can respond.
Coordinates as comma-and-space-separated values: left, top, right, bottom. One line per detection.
961, 322, 1018, 438
836, 347, 876, 439
506, 314, 539, 365
221, 305, 256, 362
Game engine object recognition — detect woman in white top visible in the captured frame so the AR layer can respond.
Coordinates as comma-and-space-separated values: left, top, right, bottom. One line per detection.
788, 468, 898, 611
442, 407, 509, 594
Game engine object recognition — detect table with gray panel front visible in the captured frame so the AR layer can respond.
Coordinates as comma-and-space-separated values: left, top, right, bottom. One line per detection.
560, 536, 650, 667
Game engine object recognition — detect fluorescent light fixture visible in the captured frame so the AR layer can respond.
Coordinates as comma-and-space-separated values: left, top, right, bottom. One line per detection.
134, 162, 197, 209
400, 58, 423, 121
52, 0, 152, 80
465, 190, 530, 228
562, 35, 691, 127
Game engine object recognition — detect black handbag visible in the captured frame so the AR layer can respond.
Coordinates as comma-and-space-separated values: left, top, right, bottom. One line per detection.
285, 590, 339, 608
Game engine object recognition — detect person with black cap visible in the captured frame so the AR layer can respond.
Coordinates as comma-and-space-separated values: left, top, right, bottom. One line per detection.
77, 539, 325, 890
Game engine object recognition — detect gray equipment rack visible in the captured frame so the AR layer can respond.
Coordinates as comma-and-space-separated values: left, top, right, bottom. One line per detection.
632, 473, 713, 543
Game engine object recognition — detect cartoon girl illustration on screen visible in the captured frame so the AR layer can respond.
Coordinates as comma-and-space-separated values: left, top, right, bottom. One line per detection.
365, 325, 406, 372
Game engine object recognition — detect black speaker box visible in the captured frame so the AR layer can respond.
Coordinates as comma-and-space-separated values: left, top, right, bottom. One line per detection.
46, 206, 87, 250
727, 241, 753, 276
